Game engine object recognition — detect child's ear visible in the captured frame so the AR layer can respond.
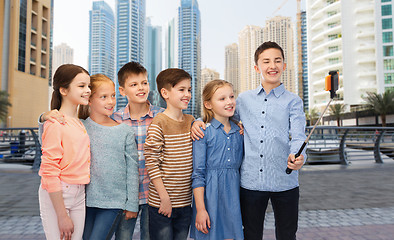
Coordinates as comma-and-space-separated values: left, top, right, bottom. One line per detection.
59, 87, 68, 96
204, 101, 212, 110
119, 86, 126, 97
254, 65, 261, 74
160, 88, 168, 99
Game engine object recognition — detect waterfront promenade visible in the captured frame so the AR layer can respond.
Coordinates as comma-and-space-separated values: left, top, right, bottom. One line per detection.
1, 161, 394, 240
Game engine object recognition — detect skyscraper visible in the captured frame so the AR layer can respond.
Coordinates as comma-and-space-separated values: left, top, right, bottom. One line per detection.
264, 16, 295, 93
144, 17, 162, 90
376, 0, 394, 92
145, 17, 164, 108
89, 1, 115, 80
306, 0, 376, 110
178, 0, 201, 117
300, 11, 308, 110
1, 0, 53, 127
225, 43, 240, 97
164, 17, 178, 68
116, 0, 145, 109
238, 25, 262, 93
200, 68, 219, 116
53, 43, 74, 73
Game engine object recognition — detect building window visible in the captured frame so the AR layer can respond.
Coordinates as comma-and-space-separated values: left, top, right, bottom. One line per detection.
18, 0, 27, 72
385, 73, 394, 84
327, 11, 337, 17
383, 32, 393, 43
328, 34, 339, 40
382, 0, 391, 3
329, 46, 339, 52
384, 59, 394, 70
382, 5, 392, 16
383, 19, 393, 29
328, 22, 339, 28
329, 57, 339, 64
327, 0, 339, 4
384, 45, 394, 56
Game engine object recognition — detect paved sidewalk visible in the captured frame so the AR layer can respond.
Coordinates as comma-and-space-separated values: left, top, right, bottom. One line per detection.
1, 161, 394, 239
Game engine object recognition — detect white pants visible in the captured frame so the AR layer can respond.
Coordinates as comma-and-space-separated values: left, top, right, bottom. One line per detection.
39, 182, 85, 240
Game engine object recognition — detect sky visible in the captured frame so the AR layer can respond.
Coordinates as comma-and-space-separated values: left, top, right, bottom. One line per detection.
53, 0, 304, 77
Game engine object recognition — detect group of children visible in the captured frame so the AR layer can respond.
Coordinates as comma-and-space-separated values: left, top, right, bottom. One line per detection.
38, 41, 306, 240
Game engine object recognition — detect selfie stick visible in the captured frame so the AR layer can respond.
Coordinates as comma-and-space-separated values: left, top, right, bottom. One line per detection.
286, 71, 339, 174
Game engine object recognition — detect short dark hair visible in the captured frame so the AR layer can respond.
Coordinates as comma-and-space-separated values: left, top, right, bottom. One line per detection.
117, 62, 147, 87
254, 41, 285, 65
156, 68, 191, 99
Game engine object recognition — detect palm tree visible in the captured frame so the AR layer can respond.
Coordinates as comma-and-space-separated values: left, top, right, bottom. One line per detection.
0, 90, 11, 123
306, 108, 319, 126
329, 103, 346, 126
364, 90, 394, 127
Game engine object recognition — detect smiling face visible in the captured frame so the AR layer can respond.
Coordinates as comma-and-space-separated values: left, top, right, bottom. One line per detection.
254, 48, 286, 87
119, 73, 150, 104
162, 78, 191, 110
204, 85, 236, 121
60, 72, 91, 106
89, 81, 116, 117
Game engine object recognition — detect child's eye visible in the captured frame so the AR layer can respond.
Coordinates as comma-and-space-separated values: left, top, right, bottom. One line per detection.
112, 94, 116, 98
230, 95, 235, 99
143, 82, 148, 85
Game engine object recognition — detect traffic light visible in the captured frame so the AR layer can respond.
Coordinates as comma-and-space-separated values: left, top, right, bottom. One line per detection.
325, 70, 339, 99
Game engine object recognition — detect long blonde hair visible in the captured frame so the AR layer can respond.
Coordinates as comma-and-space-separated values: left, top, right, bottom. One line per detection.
202, 79, 233, 123
78, 74, 115, 120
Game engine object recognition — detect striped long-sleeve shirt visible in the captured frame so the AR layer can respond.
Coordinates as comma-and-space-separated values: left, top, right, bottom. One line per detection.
144, 113, 194, 208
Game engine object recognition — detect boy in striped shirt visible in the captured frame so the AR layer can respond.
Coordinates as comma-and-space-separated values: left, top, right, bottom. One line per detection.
144, 68, 194, 240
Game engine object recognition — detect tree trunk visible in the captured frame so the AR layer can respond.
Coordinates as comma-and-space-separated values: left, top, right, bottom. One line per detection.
381, 114, 387, 127
336, 117, 340, 127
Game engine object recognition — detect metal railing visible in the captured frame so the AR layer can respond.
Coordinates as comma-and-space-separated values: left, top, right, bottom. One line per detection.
0, 128, 41, 170
305, 126, 394, 165
1, 126, 393, 170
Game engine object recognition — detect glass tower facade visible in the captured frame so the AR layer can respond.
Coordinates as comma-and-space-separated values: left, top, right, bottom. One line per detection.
89, 1, 115, 81
178, 0, 201, 117
116, 0, 145, 109
301, 11, 309, 111
380, 0, 394, 91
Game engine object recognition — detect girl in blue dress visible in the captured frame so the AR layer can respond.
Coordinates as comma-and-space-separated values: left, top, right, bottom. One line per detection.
190, 80, 244, 240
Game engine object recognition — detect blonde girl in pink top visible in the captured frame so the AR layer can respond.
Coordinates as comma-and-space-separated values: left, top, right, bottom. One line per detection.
38, 64, 91, 240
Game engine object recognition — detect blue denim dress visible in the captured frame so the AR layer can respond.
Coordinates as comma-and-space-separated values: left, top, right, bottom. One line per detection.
190, 118, 244, 240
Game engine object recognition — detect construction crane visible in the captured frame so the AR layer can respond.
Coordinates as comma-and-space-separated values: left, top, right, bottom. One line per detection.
272, 0, 301, 16
272, 0, 289, 16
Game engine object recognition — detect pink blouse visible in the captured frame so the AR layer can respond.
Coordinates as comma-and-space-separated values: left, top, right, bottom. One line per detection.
39, 116, 90, 192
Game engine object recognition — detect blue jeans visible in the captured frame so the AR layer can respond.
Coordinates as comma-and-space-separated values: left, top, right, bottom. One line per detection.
83, 207, 122, 240
148, 205, 192, 240
115, 204, 150, 240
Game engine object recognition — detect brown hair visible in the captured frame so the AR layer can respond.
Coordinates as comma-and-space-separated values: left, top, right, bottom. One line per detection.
78, 74, 115, 120
117, 61, 147, 87
156, 68, 191, 100
51, 64, 89, 110
202, 79, 233, 123
254, 41, 285, 65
